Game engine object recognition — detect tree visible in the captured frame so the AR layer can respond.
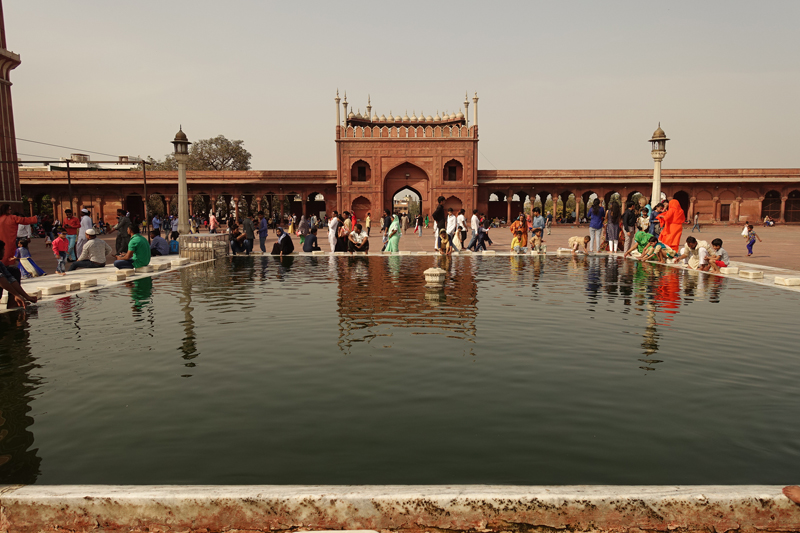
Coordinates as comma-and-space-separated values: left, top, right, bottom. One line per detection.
143, 135, 252, 171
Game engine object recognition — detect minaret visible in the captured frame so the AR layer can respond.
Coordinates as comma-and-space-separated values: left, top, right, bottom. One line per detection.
464, 91, 470, 126
366, 95, 372, 122
335, 90, 341, 126
0, 1, 21, 208
472, 92, 479, 127
342, 91, 348, 123
649, 123, 669, 207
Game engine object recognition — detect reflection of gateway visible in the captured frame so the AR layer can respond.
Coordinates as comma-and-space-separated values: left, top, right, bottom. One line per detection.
335, 257, 478, 352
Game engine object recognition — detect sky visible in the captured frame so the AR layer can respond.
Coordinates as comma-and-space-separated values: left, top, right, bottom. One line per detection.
6, 0, 800, 171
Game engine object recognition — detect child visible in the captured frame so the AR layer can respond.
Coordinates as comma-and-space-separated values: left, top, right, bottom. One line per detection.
475, 220, 493, 251
438, 229, 453, 255
511, 230, 526, 254
639, 236, 675, 263
52, 230, 69, 276
531, 228, 545, 253
745, 225, 761, 256
169, 231, 180, 254
707, 238, 730, 273
14, 239, 46, 278
569, 235, 590, 256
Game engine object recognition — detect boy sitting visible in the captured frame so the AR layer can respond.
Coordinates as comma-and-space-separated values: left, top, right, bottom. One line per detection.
511, 230, 526, 254
530, 228, 545, 253
707, 238, 729, 273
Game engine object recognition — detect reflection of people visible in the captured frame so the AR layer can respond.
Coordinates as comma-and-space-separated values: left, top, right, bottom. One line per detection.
69, 228, 112, 270
271, 227, 294, 256
114, 224, 151, 269
130, 276, 153, 311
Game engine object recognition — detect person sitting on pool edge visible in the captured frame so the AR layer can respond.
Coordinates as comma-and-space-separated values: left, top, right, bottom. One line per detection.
302, 226, 321, 252
68, 228, 113, 271
149, 230, 170, 256
673, 236, 710, 270
347, 223, 369, 253
0, 240, 39, 308
271, 227, 294, 256
113, 224, 151, 270
707, 238, 730, 274
639, 235, 676, 263
569, 235, 590, 257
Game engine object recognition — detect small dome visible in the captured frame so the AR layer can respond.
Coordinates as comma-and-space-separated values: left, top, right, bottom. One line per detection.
395, 114, 402, 122
434, 112, 441, 122
426, 115, 433, 122
380, 114, 387, 122
173, 127, 188, 142
372, 114, 379, 122
348, 111, 355, 119
651, 123, 667, 140
449, 113, 456, 120
411, 112, 418, 121
388, 112, 394, 121
456, 111, 464, 119
403, 111, 410, 121
355, 111, 363, 119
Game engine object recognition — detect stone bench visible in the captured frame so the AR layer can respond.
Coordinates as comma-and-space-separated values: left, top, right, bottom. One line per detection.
740, 270, 763, 279
719, 267, 739, 275
38, 285, 66, 296
774, 276, 800, 286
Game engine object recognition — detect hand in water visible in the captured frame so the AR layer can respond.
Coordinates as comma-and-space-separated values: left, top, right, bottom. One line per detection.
784, 486, 800, 505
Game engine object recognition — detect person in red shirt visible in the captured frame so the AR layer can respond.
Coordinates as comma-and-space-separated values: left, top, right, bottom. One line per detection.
62, 208, 82, 261
51, 229, 69, 275
0, 203, 38, 266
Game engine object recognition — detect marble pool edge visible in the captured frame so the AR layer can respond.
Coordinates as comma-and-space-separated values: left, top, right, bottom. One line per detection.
1, 484, 799, 533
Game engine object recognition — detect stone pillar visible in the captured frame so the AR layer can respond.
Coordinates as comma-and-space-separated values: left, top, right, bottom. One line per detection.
27, 197, 33, 216
234, 195, 240, 221
712, 197, 720, 222
50, 197, 57, 220
688, 197, 696, 221
780, 196, 788, 223
733, 197, 742, 223
302, 194, 307, 217
175, 153, 190, 234
211, 196, 218, 217
506, 190, 511, 223
280, 193, 285, 221
256, 197, 262, 213
165, 196, 171, 216
96, 197, 104, 225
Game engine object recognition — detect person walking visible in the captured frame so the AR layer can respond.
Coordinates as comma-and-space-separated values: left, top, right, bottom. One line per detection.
414, 213, 423, 237
75, 208, 93, 258
327, 210, 339, 252
365, 213, 371, 236
691, 212, 700, 233
466, 209, 480, 250
257, 211, 269, 253
432, 196, 446, 251
62, 208, 82, 261
209, 212, 218, 234
385, 214, 401, 252
110, 209, 132, 255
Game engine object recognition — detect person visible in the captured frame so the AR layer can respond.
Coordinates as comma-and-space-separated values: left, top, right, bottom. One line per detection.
113, 224, 151, 270
674, 236, 710, 270
365, 213, 371, 236
303, 226, 321, 252
569, 235, 590, 256
432, 196, 446, 251
75, 208, 92, 256
639, 235, 675, 263
385, 213, 401, 252
169, 232, 180, 254
16, 215, 32, 245
380, 209, 393, 251
621, 201, 637, 256
110, 209, 132, 255
511, 230, 526, 254
327, 210, 339, 252
445, 208, 457, 245
209, 212, 218, 234
0, 241, 38, 309
605, 202, 621, 253
545, 211, 553, 235
745, 224, 761, 256
509, 213, 528, 248
707, 238, 730, 273
68, 228, 112, 270
438, 229, 453, 255
530, 228, 545, 253
152, 214, 161, 233
475, 220, 493, 251
61, 208, 82, 261
531, 208, 545, 235
691, 212, 700, 232
348, 223, 369, 252
464, 209, 480, 251
424, 214, 429, 228
297, 215, 310, 245
149, 230, 170, 256
229, 224, 246, 255
51, 229, 69, 275
241, 214, 255, 254
623, 230, 654, 259
271, 227, 294, 256
13, 239, 45, 278
457, 209, 467, 245
401, 213, 409, 234
587, 199, 605, 253
414, 213, 423, 237
256, 211, 269, 254
169, 216, 179, 235
335, 213, 349, 252
648, 202, 664, 237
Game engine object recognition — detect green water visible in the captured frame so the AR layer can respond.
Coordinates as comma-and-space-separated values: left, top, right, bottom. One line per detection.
1, 255, 798, 484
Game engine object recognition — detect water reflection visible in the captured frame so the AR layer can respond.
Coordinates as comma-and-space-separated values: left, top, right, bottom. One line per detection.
0, 313, 41, 483
179, 271, 198, 376
335, 256, 478, 352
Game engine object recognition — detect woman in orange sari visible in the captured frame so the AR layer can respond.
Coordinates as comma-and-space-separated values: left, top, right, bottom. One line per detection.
509, 214, 528, 247
656, 199, 685, 250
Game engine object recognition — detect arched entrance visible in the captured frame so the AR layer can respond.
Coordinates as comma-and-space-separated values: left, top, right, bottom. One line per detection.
443, 195, 463, 213
391, 186, 422, 217
384, 162, 429, 214
351, 196, 371, 223
125, 194, 145, 224
673, 190, 690, 216
762, 190, 781, 220
488, 191, 506, 221
786, 190, 800, 223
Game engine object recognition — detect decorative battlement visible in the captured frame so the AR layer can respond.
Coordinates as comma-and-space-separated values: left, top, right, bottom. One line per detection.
340, 124, 475, 139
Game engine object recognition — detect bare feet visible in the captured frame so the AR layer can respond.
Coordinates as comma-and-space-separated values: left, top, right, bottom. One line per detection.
784, 485, 800, 505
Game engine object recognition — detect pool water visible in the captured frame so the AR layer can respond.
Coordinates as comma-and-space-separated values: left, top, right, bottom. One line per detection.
1, 255, 798, 485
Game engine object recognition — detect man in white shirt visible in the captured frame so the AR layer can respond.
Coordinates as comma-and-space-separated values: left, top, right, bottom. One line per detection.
456, 209, 467, 245
75, 208, 93, 257
466, 209, 480, 251
347, 223, 369, 252
445, 208, 457, 237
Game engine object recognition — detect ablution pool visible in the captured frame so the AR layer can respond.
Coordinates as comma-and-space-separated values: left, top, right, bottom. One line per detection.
1, 255, 798, 485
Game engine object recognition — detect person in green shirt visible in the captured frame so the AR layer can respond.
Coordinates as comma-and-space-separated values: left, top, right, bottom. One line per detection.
623, 230, 653, 259
113, 224, 151, 269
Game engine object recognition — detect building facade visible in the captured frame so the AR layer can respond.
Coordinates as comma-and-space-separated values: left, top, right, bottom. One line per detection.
0, 0, 21, 208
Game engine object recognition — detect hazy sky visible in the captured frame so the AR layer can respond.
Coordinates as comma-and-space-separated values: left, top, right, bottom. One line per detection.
6, 1, 800, 170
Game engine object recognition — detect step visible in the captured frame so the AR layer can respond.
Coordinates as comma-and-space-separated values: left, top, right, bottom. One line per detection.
311, 250, 326, 255
719, 267, 739, 275
171, 258, 190, 266
154, 262, 171, 271
65, 281, 81, 291
38, 284, 66, 296
482, 250, 496, 254
80, 279, 98, 288
774, 276, 800, 286
107, 272, 127, 281
120, 269, 136, 278
739, 270, 763, 279
398, 251, 411, 255
136, 265, 154, 273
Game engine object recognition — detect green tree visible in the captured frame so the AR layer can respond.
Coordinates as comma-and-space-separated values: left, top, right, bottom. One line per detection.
144, 135, 251, 171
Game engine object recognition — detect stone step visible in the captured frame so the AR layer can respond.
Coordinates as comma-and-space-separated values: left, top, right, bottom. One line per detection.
739, 270, 763, 279
80, 279, 98, 288
38, 285, 66, 296
171, 258, 190, 266
482, 250, 496, 254
107, 272, 127, 281
311, 250, 326, 255
65, 281, 81, 291
719, 267, 739, 275
136, 265, 154, 273
774, 276, 800, 286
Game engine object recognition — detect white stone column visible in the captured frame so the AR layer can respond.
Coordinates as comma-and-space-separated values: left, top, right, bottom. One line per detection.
651, 157, 662, 207
176, 153, 190, 234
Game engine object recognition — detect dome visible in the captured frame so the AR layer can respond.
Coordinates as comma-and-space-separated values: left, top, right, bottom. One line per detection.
411, 112, 418, 121
403, 112, 410, 121
426, 115, 433, 122
348, 111, 355, 119
173, 127, 188, 142
355, 111, 363, 119
372, 114, 379, 122
380, 114, 387, 122
395, 114, 402, 122
449, 113, 456, 120
434, 112, 441, 122
455, 111, 464, 119
388, 112, 394, 121
651, 123, 667, 140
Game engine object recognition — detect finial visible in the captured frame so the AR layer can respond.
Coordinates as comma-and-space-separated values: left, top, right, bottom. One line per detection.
336, 89, 339, 97
179, 124, 182, 131
368, 94, 371, 105
658, 121, 661, 127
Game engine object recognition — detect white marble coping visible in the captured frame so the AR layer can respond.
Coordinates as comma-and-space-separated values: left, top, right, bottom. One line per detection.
0, 485, 797, 533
